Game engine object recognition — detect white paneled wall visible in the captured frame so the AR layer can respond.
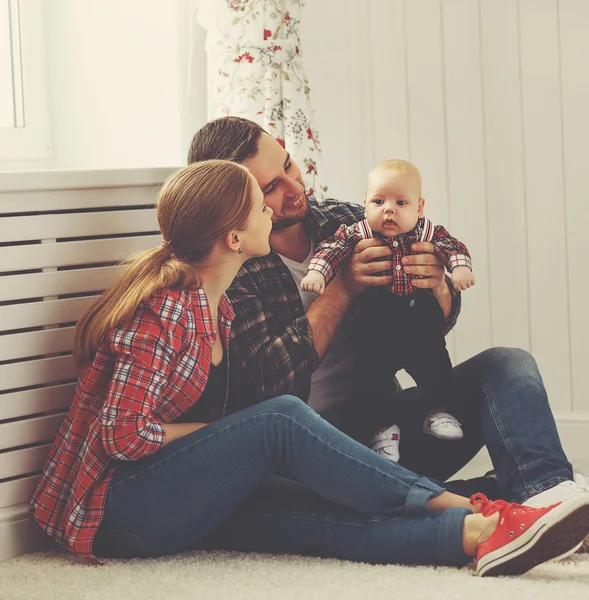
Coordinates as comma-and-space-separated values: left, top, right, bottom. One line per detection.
301, 0, 589, 462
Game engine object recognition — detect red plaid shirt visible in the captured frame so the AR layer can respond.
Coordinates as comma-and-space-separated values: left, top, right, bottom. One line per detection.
30, 287, 233, 561
308, 217, 472, 295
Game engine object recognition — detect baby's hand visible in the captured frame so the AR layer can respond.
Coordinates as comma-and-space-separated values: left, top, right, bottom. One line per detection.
451, 266, 476, 292
301, 271, 326, 295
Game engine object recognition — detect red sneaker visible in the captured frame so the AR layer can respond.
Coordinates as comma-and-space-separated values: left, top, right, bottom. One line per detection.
471, 492, 589, 577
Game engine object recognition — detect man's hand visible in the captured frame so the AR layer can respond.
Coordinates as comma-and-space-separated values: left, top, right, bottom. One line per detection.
402, 241, 446, 295
309, 239, 392, 358
402, 241, 452, 318
335, 238, 393, 298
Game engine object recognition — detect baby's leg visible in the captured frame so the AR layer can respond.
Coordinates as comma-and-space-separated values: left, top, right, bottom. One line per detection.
353, 291, 408, 461
353, 291, 407, 428
402, 293, 463, 440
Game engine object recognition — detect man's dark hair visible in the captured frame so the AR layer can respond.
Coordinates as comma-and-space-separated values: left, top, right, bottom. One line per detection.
187, 116, 266, 165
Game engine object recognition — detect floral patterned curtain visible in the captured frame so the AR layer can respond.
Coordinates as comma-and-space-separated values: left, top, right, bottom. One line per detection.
194, 0, 327, 199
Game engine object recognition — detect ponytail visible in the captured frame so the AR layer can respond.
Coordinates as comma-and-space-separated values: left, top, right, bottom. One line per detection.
73, 159, 253, 368
73, 244, 199, 367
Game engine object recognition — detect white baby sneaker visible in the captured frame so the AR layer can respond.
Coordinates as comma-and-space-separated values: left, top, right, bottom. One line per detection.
423, 412, 464, 440
370, 424, 401, 463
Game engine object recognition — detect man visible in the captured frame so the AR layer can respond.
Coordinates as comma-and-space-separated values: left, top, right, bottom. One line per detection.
188, 116, 588, 517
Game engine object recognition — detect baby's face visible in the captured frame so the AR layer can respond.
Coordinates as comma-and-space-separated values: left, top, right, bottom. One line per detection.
364, 169, 424, 237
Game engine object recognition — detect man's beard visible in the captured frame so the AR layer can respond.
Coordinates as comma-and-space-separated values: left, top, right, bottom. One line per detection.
271, 198, 311, 231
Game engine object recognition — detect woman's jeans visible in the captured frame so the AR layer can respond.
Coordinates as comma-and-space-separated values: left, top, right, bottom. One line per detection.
94, 395, 471, 566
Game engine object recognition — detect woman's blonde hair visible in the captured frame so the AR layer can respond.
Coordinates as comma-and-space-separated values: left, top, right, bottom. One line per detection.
74, 159, 253, 367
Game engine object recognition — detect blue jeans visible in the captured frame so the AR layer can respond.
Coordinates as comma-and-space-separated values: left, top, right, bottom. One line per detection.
94, 395, 470, 566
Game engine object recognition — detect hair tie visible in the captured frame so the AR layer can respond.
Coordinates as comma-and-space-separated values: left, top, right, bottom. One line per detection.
160, 239, 175, 257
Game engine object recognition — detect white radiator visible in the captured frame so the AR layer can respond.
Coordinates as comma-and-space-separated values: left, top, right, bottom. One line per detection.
0, 167, 177, 560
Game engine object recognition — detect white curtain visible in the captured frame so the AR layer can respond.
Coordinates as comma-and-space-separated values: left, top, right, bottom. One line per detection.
193, 0, 327, 199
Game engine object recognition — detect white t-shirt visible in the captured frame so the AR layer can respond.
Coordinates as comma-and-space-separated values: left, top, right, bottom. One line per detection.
280, 245, 356, 413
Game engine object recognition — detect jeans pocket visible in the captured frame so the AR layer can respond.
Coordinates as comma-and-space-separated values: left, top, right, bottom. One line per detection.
94, 532, 157, 559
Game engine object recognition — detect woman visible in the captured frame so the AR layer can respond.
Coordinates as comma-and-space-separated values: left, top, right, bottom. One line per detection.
31, 160, 589, 577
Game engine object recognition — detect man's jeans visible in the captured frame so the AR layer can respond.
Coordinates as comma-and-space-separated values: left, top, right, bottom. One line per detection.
94, 395, 470, 566
328, 347, 573, 504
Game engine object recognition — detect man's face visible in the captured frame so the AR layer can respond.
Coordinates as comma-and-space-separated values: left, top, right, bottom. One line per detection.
244, 133, 309, 230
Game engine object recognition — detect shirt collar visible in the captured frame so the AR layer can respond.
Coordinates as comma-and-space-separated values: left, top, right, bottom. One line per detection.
193, 287, 235, 337
304, 197, 333, 241
219, 293, 235, 321
369, 216, 431, 242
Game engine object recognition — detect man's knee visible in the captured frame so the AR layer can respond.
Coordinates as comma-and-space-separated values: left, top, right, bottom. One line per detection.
473, 347, 539, 380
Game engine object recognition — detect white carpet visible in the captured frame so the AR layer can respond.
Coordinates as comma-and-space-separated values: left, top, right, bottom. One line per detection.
2, 547, 589, 600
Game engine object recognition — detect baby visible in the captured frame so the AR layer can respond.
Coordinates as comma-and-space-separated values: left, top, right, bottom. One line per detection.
301, 159, 475, 462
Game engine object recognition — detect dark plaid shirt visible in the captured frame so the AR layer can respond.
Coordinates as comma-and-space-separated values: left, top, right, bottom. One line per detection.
309, 217, 472, 295
226, 199, 461, 407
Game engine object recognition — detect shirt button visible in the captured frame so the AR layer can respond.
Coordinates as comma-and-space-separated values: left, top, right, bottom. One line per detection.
281, 272, 288, 279
409, 299, 415, 307
294, 308, 301, 315
392, 241, 399, 247
395, 264, 402, 271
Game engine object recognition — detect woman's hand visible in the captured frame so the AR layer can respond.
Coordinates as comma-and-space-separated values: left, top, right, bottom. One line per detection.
162, 422, 207, 447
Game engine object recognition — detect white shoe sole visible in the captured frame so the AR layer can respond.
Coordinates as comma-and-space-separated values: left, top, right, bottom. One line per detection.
375, 448, 400, 463
423, 428, 464, 440
475, 493, 589, 576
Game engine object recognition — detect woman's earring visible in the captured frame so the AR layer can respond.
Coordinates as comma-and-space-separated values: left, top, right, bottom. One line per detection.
237, 248, 243, 254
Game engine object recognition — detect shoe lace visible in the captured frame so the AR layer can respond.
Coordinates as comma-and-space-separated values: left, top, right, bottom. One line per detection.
470, 493, 534, 518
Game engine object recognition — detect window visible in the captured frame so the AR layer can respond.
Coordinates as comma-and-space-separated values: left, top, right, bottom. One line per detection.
0, 0, 23, 128
0, 0, 49, 163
